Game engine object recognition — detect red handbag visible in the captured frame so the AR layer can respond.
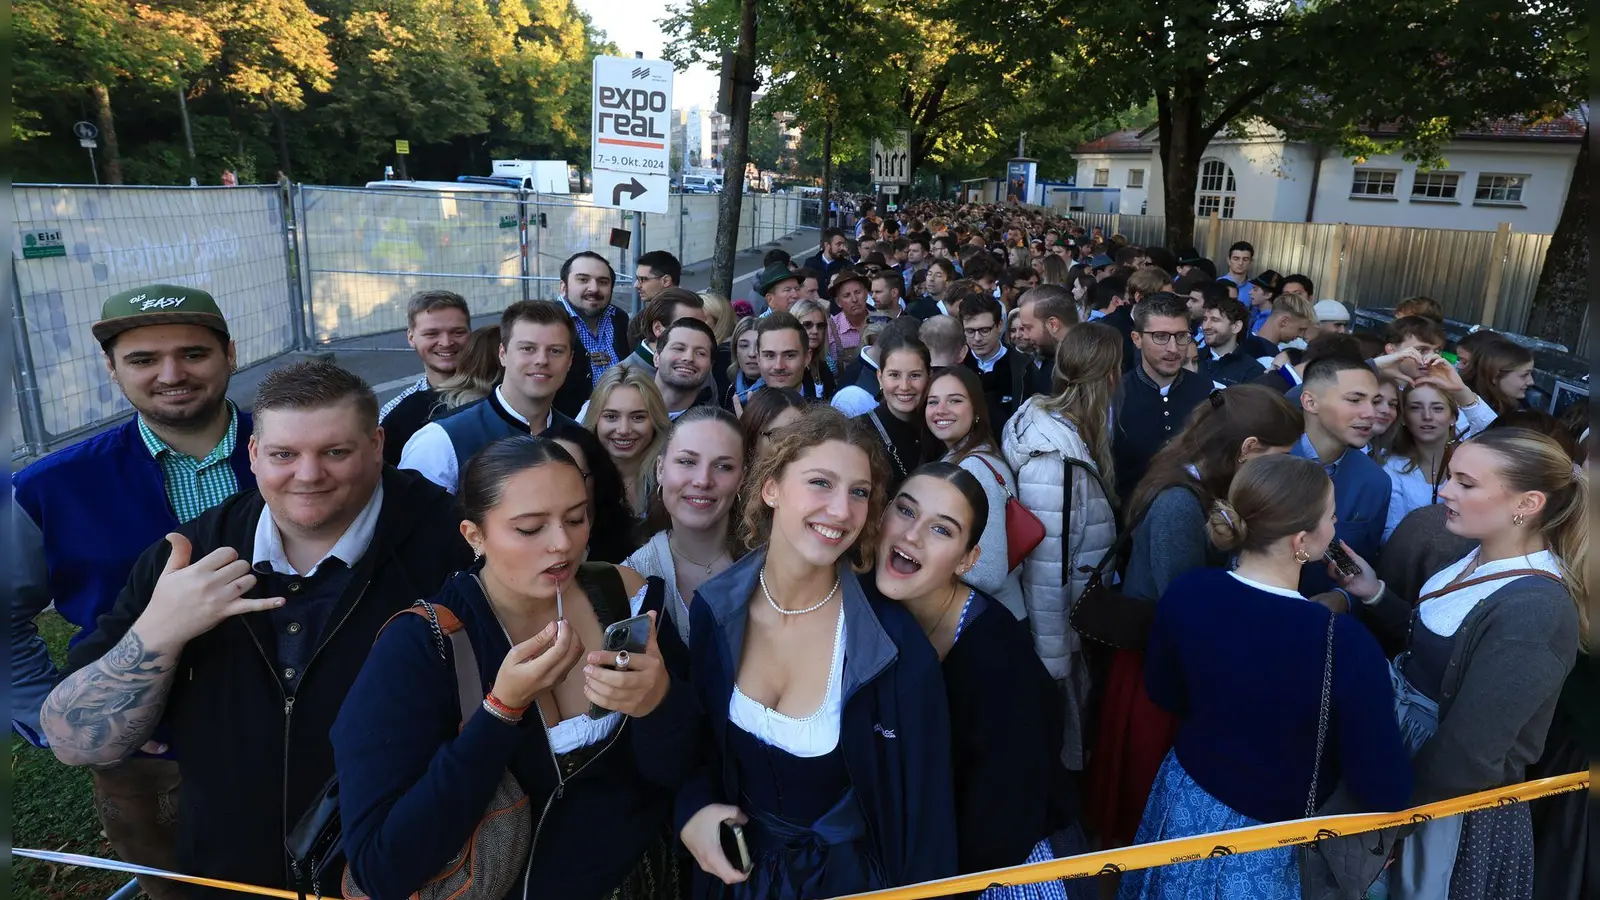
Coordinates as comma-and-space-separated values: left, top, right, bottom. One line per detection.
973, 455, 1044, 571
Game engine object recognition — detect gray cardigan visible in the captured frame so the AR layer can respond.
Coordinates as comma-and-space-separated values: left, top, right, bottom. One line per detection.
1123, 486, 1214, 603
1364, 574, 1579, 804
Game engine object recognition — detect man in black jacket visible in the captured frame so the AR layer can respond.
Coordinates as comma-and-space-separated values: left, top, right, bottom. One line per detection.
41, 360, 473, 898
1198, 295, 1267, 387
1112, 293, 1213, 500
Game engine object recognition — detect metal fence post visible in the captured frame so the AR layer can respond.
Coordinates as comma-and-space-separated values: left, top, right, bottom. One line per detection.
1479, 221, 1513, 328
279, 182, 308, 350
519, 189, 531, 304
532, 194, 543, 295
294, 184, 319, 345
11, 266, 50, 457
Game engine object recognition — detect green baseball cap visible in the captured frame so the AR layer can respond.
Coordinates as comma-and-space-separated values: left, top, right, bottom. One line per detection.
92, 283, 229, 345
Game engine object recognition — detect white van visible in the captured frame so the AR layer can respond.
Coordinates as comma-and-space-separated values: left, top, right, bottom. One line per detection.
682, 175, 717, 194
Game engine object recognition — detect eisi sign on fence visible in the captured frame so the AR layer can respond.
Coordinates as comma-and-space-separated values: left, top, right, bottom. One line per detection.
591, 56, 673, 214
21, 229, 64, 259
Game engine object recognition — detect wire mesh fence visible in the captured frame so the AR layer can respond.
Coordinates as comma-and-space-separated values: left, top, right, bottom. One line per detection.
12, 184, 297, 454
11, 184, 812, 460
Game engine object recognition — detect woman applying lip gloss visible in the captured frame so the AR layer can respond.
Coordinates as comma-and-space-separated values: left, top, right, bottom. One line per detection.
678, 405, 956, 899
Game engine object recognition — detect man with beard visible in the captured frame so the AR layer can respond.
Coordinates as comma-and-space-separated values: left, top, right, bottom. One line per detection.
1015, 284, 1077, 398
12, 284, 254, 900
554, 251, 630, 418
1111, 292, 1211, 500
652, 318, 718, 417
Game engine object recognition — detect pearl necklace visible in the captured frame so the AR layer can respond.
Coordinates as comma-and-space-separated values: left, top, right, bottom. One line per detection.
760, 567, 840, 616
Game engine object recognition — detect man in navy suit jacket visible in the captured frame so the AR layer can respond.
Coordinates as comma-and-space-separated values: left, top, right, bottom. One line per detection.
1293, 355, 1391, 595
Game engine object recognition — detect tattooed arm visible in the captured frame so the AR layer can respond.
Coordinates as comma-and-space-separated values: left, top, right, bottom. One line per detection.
43, 533, 287, 768
43, 629, 179, 766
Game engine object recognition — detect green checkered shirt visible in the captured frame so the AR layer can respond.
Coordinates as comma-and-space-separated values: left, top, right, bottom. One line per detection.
138, 405, 242, 523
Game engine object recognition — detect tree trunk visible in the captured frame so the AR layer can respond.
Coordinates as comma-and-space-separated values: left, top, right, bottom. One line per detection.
177, 82, 198, 182
269, 102, 293, 181
90, 82, 123, 185
709, 0, 757, 299
1159, 83, 1205, 251
1523, 127, 1588, 348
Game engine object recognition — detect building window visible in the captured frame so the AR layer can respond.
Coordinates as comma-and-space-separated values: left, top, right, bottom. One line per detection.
1127, 169, 1145, 189
1195, 159, 1236, 218
1411, 171, 1460, 200
1351, 169, 1399, 197
1474, 173, 1527, 204
1093, 168, 1110, 187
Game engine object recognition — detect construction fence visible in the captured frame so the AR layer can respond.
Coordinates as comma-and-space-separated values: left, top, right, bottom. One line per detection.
1067, 211, 1578, 351
11, 183, 814, 460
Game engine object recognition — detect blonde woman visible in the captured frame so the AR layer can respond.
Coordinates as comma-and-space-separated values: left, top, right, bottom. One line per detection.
582, 364, 672, 517
699, 291, 735, 345
790, 297, 840, 398
1001, 321, 1122, 773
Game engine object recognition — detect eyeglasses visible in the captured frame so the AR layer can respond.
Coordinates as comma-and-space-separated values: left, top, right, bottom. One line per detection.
635, 273, 661, 283
963, 324, 997, 339
1139, 330, 1194, 346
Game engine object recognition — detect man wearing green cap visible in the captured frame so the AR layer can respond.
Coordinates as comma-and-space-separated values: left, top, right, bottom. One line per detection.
12, 282, 252, 900
756, 262, 802, 317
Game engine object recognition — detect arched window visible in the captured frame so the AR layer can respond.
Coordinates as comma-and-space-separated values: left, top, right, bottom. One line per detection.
1195, 159, 1236, 218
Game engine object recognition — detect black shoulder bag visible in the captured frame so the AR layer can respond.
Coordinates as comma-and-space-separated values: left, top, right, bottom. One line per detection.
1060, 457, 1157, 651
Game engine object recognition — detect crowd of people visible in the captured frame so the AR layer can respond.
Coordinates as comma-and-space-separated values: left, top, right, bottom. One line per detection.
8, 199, 1593, 900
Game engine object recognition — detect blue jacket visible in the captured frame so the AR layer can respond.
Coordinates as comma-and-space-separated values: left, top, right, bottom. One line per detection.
11, 414, 255, 745
677, 550, 958, 897
1292, 434, 1390, 594
332, 566, 700, 900
1146, 568, 1412, 824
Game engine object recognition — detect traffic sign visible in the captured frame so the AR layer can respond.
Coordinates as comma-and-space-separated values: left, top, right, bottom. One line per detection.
881, 184, 900, 195
395, 139, 410, 155
591, 56, 673, 214
872, 130, 911, 185
73, 121, 99, 141
79, 138, 98, 149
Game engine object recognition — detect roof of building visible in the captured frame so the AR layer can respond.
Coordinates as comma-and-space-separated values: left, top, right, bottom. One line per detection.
1074, 127, 1150, 154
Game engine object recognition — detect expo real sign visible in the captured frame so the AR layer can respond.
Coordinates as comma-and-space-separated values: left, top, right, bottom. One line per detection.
591, 57, 673, 215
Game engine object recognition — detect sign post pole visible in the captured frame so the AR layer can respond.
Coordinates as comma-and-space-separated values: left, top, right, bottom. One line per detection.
73, 121, 100, 185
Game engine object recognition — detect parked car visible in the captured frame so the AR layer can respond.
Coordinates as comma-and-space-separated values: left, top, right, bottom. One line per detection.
682, 175, 718, 194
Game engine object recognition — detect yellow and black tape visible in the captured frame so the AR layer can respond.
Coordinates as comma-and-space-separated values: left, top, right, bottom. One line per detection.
14, 771, 1589, 900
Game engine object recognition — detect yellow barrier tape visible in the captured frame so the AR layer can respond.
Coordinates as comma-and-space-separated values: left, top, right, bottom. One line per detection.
825, 771, 1590, 900
16, 771, 1588, 900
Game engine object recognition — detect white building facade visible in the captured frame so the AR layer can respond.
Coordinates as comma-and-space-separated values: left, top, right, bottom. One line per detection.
1073, 112, 1583, 233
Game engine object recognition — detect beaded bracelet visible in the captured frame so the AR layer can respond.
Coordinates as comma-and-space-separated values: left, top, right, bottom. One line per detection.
483, 693, 528, 723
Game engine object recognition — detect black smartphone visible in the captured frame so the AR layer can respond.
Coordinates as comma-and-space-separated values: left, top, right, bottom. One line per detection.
1324, 542, 1362, 580
718, 820, 754, 876
587, 613, 652, 719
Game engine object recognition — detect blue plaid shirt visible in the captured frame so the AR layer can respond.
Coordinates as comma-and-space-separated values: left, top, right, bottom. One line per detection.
562, 299, 624, 382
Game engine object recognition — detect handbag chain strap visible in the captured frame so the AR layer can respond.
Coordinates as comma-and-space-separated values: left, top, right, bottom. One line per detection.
1307, 610, 1336, 818
868, 411, 907, 479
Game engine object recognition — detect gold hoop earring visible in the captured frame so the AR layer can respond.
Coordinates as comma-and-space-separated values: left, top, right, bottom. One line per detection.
1294, 548, 1311, 563
1513, 513, 1526, 526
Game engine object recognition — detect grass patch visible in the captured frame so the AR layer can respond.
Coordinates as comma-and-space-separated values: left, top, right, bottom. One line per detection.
12, 611, 136, 900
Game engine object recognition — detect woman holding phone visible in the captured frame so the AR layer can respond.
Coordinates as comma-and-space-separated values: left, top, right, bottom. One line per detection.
873, 462, 1075, 899
677, 406, 956, 899
332, 436, 698, 900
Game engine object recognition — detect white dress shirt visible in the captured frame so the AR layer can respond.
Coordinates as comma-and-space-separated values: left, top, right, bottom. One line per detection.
253, 483, 384, 577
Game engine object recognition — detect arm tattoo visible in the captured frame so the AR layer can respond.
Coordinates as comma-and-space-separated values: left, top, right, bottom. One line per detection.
41, 629, 178, 767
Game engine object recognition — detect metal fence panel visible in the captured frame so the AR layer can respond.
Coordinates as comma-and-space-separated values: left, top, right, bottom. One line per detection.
1339, 224, 1497, 322
12, 184, 295, 443
1493, 232, 1553, 334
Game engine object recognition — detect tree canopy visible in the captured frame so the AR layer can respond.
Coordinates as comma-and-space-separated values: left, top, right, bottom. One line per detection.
14, 0, 615, 185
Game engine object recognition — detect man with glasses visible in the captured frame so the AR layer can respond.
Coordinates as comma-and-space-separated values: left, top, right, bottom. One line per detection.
1111, 292, 1212, 499
634, 250, 681, 305
961, 295, 1021, 425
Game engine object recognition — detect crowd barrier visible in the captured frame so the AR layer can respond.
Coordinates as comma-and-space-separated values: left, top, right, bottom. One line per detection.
10, 184, 815, 461
13, 770, 1588, 900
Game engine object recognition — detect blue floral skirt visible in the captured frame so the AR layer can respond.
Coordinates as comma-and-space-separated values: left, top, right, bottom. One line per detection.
1116, 753, 1300, 900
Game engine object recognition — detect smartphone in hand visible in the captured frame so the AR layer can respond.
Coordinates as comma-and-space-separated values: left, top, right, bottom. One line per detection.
719, 820, 754, 875
587, 613, 652, 719
1324, 542, 1363, 580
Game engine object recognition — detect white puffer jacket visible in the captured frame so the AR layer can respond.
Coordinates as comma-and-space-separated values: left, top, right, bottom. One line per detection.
1001, 397, 1118, 769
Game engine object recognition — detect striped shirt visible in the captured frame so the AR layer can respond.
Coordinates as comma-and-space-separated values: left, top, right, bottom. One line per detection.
380, 376, 430, 421
138, 404, 241, 523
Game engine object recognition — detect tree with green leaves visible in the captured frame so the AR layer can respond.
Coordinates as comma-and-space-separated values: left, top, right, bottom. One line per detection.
963, 0, 1585, 248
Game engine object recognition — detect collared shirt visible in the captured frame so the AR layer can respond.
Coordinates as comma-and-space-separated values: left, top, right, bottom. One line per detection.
253, 483, 385, 578
399, 386, 553, 493
561, 297, 623, 381
972, 343, 1008, 374
833, 311, 866, 353
138, 404, 241, 523
379, 376, 430, 421
1293, 432, 1347, 478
